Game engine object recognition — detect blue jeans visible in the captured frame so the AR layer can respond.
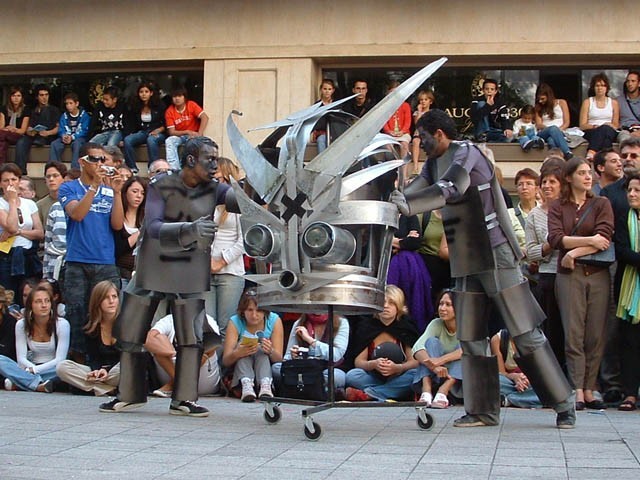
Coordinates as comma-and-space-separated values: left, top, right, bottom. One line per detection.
499, 373, 542, 408
165, 134, 190, 170
538, 126, 570, 154
413, 337, 462, 391
316, 133, 328, 152
203, 273, 245, 339
90, 131, 123, 147
123, 130, 166, 170
63, 262, 120, 356
345, 367, 417, 401
0, 355, 58, 391
49, 137, 87, 169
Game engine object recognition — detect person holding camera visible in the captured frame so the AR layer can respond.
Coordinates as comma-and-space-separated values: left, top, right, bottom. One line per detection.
58, 143, 124, 364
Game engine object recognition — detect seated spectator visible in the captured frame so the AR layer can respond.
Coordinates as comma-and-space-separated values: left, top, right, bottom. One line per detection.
0, 286, 17, 367
148, 159, 171, 178
89, 86, 125, 147
411, 289, 462, 408
0, 284, 69, 392
579, 73, 620, 161
146, 313, 221, 398
0, 163, 44, 296
114, 176, 147, 290
471, 78, 513, 142
534, 83, 573, 160
123, 81, 166, 172
382, 80, 412, 171
613, 172, 640, 412
164, 87, 209, 171
0, 86, 30, 165
222, 290, 284, 402
49, 92, 91, 169
272, 313, 350, 395
103, 145, 125, 168
616, 71, 640, 145
491, 328, 542, 408
38, 278, 65, 318
18, 176, 36, 200
14, 85, 59, 175
345, 285, 419, 402
513, 105, 544, 151
410, 90, 434, 175
56, 280, 120, 396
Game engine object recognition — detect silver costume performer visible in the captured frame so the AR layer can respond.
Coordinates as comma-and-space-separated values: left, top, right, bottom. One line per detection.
100, 137, 231, 416
392, 110, 575, 428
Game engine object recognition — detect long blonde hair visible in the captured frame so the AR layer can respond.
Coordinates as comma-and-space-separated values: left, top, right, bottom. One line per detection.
84, 281, 120, 337
216, 157, 242, 225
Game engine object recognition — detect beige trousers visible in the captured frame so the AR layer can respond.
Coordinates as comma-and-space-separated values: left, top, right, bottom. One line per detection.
56, 360, 120, 396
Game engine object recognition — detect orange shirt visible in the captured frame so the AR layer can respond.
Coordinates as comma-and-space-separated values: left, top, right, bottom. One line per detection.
165, 100, 203, 132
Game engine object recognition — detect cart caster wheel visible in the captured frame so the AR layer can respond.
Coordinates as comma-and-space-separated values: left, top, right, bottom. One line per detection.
264, 405, 282, 424
416, 410, 435, 431
303, 421, 323, 441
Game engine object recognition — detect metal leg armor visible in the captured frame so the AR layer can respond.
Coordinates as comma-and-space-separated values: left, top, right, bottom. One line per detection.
491, 280, 545, 337
115, 292, 160, 404
461, 354, 500, 422
170, 298, 206, 402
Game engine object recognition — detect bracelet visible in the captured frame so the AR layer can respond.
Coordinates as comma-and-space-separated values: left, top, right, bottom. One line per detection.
88, 185, 98, 193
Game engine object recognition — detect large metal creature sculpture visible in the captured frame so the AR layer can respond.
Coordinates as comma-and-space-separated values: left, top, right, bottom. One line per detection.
227, 57, 447, 315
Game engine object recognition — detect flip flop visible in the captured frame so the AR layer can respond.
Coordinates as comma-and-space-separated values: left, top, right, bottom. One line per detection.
618, 399, 637, 412
431, 392, 449, 409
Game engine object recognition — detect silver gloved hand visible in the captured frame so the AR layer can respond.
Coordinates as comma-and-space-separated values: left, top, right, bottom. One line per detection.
181, 216, 218, 249
389, 189, 410, 216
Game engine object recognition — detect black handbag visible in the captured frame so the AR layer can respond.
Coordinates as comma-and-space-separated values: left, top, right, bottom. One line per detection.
570, 202, 616, 268
280, 358, 328, 400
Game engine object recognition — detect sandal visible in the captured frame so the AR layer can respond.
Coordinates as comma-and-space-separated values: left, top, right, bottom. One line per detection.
618, 398, 637, 412
431, 392, 449, 409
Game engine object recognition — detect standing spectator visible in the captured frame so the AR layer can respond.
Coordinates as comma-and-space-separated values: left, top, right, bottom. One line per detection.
614, 172, 640, 412
0, 163, 44, 295
311, 79, 336, 153
534, 83, 573, 160
592, 148, 623, 195
616, 71, 640, 144
342, 79, 373, 118
164, 87, 208, 171
58, 143, 123, 363
382, 80, 412, 163
89, 86, 125, 147
49, 92, 91, 169
410, 90, 435, 175
548, 157, 614, 410
56, 280, 120, 396
123, 81, 166, 172
204, 158, 245, 339
14, 85, 59, 175
0, 86, 30, 165
579, 73, 620, 161
417, 209, 451, 308
18, 176, 36, 200
0, 285, 69, 392
148, 159, 171, 178
114, 176, 147, 290
471, 78, 513, 142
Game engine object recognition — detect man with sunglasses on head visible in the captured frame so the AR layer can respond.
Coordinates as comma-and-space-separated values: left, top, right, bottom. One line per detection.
100, 136, 236, 417
58, 142, 124, 364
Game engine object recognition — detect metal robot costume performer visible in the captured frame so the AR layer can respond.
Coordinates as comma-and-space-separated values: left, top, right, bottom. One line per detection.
226, 58, 447, 315
391, 110, 576, 428
100, 137, 233, 417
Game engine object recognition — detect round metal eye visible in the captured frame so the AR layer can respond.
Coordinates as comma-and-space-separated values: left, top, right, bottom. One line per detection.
301, 222, 356, 263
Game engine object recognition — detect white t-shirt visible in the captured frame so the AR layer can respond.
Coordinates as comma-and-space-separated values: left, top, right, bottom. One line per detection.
0, 197, 39, 248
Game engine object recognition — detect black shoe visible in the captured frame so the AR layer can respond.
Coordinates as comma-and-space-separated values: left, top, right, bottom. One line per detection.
603, 389, 624, 404
169, 400, 209, 417
563, 151, 574, 161
575, 401, 586, 411
535, 138, 546, 149
585, 399, 606, 410
453, 414, 498, 428
42, 380, 54, 393
556, 408, 576, 429
99, 398, 145, 413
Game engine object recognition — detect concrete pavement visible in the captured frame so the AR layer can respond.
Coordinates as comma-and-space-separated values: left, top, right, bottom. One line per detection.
0, 392, 639, 479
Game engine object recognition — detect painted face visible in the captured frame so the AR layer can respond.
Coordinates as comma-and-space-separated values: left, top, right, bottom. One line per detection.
102, 94, 117, 109
192, 144, 219, 183
567, 162, 592, 193
621, 146, 640, 173
31, 290, 52, 319
125, 181, 145, 209
438, 293, 455, 322
45, 167, 64, 193
540, 175, 561, 202
417, 127, 440, 157
627, 178, 640, 210
100, 287, 120, 317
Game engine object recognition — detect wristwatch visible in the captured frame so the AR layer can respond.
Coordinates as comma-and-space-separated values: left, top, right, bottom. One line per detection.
88, 185, 98, 193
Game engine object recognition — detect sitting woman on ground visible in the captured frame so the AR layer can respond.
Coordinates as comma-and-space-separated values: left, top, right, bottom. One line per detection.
490, 328, 542, 408
579, 73, 620, 161
411, 289, 462, 409
272, 312, 350, 395
345, 285, 419, 402
222, 290, 284, 402
0, 286, 17, 369
534, 83, 573, 160
56, 281, 120, 396
613, 172, 640, 412
0, 284, 69, 392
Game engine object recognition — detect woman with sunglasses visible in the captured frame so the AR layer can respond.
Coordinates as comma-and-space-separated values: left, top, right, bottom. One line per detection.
0, 163, 44, 297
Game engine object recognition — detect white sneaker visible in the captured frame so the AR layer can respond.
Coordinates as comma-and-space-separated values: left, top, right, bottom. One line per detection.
240, 378, 256, 403
4, 378, 14, 391
258, 378, 273, 398
418, 392, 432, 407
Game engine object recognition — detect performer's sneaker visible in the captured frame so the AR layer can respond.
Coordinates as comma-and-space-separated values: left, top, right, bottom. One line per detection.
99, 398, 145, 413
453, 414, 497, 427
169, 400, 209, 417
556, 408, 576, 429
